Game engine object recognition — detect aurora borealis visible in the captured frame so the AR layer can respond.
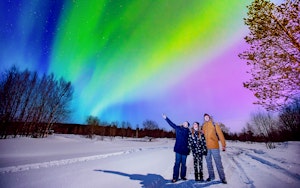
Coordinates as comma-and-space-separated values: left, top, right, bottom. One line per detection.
1, 0, 281, 132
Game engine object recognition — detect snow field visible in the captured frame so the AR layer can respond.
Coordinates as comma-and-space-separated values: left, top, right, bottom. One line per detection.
0, 134, 299, 188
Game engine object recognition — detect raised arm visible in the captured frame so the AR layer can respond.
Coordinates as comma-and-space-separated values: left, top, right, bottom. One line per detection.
162, 114, 177, 129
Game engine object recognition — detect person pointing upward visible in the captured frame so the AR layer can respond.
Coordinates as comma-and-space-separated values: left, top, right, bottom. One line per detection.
162, 114, 190, 183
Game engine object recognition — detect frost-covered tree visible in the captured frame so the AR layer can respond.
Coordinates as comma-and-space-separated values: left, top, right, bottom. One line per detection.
249, 110, 279, 148
239, 0, 300, 110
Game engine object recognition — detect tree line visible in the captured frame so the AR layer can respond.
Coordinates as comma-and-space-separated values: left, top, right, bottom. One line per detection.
226, 97, 300, 148
0, 66, 73, 138
52, 119, 175, 140
84, 116, 175, 140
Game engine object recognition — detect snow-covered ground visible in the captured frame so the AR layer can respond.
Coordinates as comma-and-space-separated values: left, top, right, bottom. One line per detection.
0, 134, 299, 188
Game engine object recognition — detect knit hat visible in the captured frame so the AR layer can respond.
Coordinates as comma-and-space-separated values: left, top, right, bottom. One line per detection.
186, 121, 190, 127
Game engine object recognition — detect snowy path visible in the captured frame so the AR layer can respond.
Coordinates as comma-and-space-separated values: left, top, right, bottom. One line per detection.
0, 135, 299, 188
225, 143, 300, 188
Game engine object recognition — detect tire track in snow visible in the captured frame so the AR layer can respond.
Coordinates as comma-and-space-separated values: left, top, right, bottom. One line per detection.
226, 147, 255, 188
231, 146, 300, 185
245, 153, 300, 181
0, 151, 126, 173
0, 147, 171, 174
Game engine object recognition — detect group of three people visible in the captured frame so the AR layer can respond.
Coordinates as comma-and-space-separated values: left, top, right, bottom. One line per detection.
162, 113, 227, 184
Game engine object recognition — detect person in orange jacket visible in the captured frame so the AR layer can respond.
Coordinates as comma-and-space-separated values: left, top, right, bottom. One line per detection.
202, 113, 227, 184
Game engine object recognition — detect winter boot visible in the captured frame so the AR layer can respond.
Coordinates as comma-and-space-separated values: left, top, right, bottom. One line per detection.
199, 172, 204, 182
221, 179, 227, 184
194, 173, 199, 181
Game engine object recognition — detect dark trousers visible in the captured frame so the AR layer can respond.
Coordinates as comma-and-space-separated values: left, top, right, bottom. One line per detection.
193, 155, 203, 174
193, 154, 203, 180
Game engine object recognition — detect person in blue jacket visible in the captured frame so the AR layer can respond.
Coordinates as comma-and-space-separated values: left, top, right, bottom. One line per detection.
162, 114, 190, 183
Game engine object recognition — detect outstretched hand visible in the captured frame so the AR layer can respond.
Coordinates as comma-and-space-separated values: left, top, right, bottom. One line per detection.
162, 113, 167, 119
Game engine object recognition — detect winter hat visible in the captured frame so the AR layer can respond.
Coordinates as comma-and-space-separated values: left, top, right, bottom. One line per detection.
186, 121, 190, 127
193, 122, 199, 130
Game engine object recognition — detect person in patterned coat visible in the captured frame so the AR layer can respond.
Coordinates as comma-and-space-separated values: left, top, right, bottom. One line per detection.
188, 122, 207, 181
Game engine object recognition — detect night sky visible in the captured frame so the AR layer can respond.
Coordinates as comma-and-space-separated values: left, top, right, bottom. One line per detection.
0, 0, 283, 132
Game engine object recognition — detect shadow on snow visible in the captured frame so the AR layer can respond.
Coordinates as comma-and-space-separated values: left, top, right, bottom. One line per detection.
94, 169, 221, 188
